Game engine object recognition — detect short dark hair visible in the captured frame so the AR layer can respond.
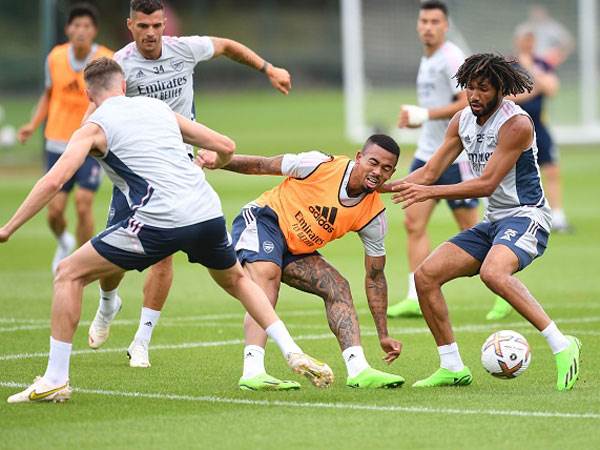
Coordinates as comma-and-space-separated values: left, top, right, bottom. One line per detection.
420, 0, 449, 17
454, 53, 533, 96
363, 134, 400, 158
130, 0, 164, 15
67, 2, 99, 27
84, 57, 124, 92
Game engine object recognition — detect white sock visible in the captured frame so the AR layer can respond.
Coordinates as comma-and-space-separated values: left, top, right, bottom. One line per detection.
43, 337, 72, 386
265, 320, 302, 357
242, 345, 266, 379
133, 307, 161, 343
552, 209, 567, 227
342, 345, 369, 378
99, 287, 120, 316
406, 272, 418, 300
541, 321, 570, 354
57, 231, 73, 248
438, 342, 465, 371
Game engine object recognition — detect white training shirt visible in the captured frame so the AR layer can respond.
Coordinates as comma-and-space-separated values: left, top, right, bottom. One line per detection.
415, 40, 468, 163
87, 95, 223, 228
458, 100, 552, 231
280, 151, 387, 257
114, 36, 214, 119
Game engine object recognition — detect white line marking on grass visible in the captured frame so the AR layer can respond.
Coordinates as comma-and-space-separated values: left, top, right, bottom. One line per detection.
1, 315, 598, 362
0, 380, 598, 420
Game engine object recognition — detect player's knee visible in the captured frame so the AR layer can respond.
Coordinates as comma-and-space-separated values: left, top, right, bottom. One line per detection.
479, 265, 504, 290
414, 263, 438, 293
404, 215, 426, 236
324, 276, 351, 303
47, 205, 64, 225
74, 195, 94, 220
54, 258, 78, 284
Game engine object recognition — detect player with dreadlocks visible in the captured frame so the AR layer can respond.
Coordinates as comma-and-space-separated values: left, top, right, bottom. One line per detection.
386, 53, 581, 390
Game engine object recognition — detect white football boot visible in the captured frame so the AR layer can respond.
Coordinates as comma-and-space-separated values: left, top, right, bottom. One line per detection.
287, 352, 334, 388
88, 296, 122, 349
7, 376, 71, 404
127, 339, 151, 368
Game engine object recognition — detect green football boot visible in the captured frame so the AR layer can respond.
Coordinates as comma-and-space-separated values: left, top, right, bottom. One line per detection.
387, 298, 422, 318
485, 296, 513, 321
412, 366, 473, 387
238, 373, 301, 391
346, 367, 405, 389
555, 335, 581, 391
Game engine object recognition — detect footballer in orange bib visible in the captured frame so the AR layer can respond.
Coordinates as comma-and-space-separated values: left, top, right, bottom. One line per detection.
198, 134, 407, 391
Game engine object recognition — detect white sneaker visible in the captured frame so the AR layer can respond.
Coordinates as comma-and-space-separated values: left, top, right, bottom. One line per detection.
88, 296, 122, 349
52, 232, 76, 275
7, 376, 71, 404
287, 352, 334, 388
127, 340, 151, 368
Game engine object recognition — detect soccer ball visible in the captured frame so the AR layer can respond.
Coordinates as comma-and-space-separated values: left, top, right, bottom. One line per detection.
481, 330, 531, 379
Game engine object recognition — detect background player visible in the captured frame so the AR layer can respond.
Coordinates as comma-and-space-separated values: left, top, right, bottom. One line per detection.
2, 57, 332, 403
387, 0, 478, 318
389, 53, 580, 391
198, 135, 405, 390
87, 0, 293, 368
16, 3, 112, 273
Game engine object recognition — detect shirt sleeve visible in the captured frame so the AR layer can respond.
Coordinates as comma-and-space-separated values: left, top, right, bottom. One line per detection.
281, 151, 332, 178
179, 35, 215, 64
357, 211, 387, 257
44, 56, 51, 89
444, 45, 466, 96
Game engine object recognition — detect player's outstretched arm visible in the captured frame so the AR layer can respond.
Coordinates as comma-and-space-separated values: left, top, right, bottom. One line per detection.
0, 124, 104, 243
197, 152, 285, 176
364, 254, 402, 364
210, 37, 291, 95
392, 115, 532, 208
17, 89, 51, 144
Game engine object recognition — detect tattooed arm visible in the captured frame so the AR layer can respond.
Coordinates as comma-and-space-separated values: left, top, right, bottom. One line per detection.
210, 37, 291, 95
196, 152, 284, 175
364, 255, 402, 363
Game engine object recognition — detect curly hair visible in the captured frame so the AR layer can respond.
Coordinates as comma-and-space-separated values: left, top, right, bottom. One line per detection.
454, 53, 533, 96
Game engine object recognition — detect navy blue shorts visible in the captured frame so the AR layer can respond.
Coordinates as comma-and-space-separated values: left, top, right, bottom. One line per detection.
534, 124, 558, 166
449, 216, 549, 271
91, 215, 237, 272
46, 151, 102, 193
231, 205, 318, 268
410, 158, 479, 210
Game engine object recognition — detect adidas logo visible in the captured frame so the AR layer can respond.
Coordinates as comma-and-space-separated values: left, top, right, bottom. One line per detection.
135, 69, 146, 79
347, 354, 356, 361
64, 79, 80, 92
143, 321, 153, 327
308, 205, 338, 233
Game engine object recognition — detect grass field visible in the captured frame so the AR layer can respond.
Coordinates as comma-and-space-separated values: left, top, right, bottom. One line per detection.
1, 91, 599, 450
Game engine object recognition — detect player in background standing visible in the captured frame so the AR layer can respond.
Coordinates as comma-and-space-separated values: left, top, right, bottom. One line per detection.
198, 135, 405, 390
17, 3, 112, 273
2, 57, 332, 403
387, 0, 478, 318
87, 0, 293, 368
389, 53, 580, 391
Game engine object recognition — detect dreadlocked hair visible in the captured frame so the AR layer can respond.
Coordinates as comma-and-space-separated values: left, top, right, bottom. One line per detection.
454, 53, 533, 96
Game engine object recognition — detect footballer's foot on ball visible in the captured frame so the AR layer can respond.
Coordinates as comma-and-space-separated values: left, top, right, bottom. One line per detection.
51, 232, 76, 275
127, 339, 151, 368
485, 297, 513, 321
412, 367, 473, 388
88, 296, 122, 349
238, 373, 301, 391
287, 353, 334, 388
7, 376, 71, 404
346, 367, 405, 389
555, 335, 581, 391
387, 298, 422, 318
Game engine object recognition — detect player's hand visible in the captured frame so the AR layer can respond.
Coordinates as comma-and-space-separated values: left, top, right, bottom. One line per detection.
266, 65, 292, 95
17, 123, 35, 144
195, 149, 220, 170
391, 182, 433, 208
398, 105, 428, 128
379, 336, 402, 364
0, 226, 11, 243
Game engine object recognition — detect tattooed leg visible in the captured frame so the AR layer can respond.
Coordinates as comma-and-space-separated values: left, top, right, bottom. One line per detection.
282, 255, 361, 351
243, 260, 282, 348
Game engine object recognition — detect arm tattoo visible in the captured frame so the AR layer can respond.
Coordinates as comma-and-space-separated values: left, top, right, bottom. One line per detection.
222, 39, 262, 71
364, 255, 389, 339
223, 155, 282, 175
282, 256, 361, 350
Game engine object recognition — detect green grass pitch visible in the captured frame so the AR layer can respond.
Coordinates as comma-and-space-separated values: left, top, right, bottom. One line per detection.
0, 91, 599, 449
